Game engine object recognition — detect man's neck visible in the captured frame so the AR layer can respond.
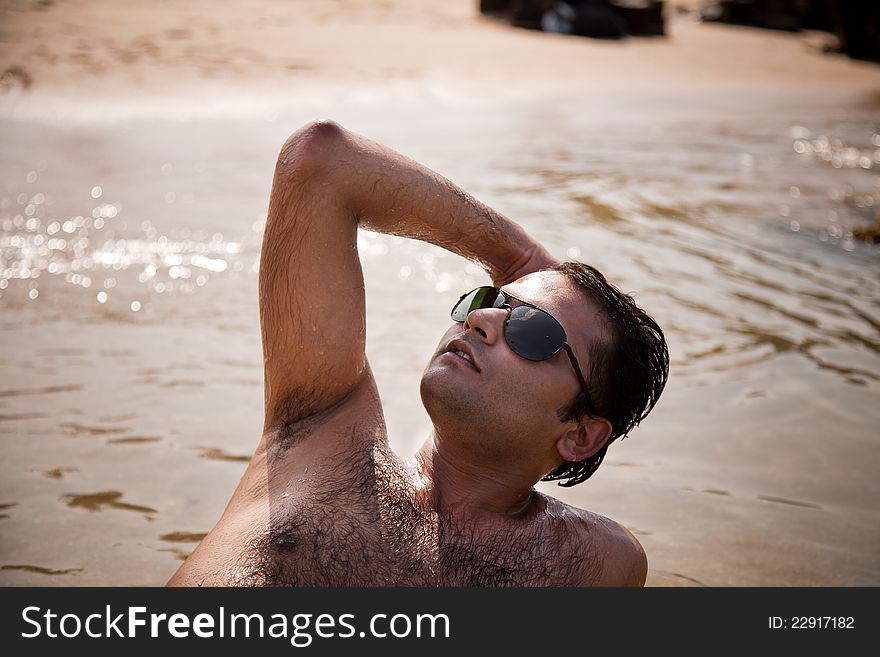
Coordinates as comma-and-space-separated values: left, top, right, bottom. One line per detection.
414, 434, 539, 518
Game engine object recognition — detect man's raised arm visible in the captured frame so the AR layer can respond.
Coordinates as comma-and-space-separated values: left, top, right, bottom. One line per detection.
259, 120, 556, 433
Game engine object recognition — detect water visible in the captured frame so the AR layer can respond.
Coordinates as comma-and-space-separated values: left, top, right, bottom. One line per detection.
0, 89, 878, 585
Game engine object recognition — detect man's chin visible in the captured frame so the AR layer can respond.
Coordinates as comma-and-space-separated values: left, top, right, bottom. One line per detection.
419, 365, 478, 419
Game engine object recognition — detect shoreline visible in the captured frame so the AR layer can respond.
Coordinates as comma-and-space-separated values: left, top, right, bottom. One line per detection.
1, 78, 876, 128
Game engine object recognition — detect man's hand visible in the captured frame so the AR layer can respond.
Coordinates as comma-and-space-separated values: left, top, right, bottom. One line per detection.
488, 243, 559, 288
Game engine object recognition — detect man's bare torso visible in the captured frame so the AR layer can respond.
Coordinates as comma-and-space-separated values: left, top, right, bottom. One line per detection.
168, 381, 630, 587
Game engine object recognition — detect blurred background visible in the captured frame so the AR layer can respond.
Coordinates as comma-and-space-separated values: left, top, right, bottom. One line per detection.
0, 0, 878, 586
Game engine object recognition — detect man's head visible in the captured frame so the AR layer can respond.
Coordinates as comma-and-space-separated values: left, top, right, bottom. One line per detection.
420, 261, 668, 487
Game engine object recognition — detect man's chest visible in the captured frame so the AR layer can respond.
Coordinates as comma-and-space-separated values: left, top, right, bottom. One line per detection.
238, 475, 592, 587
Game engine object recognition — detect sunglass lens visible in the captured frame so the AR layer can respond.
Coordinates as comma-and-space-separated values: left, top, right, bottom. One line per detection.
504, 305, 566, 360
451, 287, 505, 322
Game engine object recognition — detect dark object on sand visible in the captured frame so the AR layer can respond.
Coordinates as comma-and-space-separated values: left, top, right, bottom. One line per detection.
828, 1, 880, 63
701, 0, 810, 31
700, 1, 880, 63
542, 1, 629, 38
610, 0, 665, 36
479, 0, 665, 39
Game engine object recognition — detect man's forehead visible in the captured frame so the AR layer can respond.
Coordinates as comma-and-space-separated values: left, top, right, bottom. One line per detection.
506, 270, 570, 303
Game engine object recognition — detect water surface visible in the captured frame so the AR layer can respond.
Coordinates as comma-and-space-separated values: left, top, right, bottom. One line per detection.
1, 89, 877, 585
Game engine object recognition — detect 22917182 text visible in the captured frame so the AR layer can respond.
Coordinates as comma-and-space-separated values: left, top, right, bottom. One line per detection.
768, 616, 855, 629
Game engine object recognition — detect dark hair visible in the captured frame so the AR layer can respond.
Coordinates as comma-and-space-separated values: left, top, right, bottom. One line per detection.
541, 261, 669, 487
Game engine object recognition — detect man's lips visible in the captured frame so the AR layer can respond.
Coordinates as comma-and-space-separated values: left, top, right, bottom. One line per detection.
443, 338, 480, 372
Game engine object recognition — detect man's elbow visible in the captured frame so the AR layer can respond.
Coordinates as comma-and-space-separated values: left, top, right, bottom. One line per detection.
275, 119, 349, 182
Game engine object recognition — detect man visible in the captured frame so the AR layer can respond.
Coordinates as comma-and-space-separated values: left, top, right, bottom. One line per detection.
167, 120, 669, 587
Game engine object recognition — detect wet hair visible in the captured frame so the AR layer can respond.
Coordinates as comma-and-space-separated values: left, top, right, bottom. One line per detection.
541, 261, 669, 487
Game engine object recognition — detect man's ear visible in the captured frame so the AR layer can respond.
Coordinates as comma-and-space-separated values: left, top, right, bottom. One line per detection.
555, 416, 612, 462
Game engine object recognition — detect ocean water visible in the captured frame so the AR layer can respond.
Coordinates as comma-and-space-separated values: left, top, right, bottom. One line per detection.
0, 88, 877, 585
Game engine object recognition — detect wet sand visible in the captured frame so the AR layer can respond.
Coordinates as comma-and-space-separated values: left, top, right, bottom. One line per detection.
1, 0, 879, 586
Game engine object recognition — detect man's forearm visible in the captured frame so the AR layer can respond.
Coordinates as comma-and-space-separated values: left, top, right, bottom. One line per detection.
284, 120, 556, 284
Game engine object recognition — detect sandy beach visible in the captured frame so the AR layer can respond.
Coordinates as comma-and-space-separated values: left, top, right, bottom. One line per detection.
3, 0, 880, 114
1, 0, 879, 587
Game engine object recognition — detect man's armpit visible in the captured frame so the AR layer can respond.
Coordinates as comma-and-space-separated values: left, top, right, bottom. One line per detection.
264, 382, 330, 455
264, 369, 378, 457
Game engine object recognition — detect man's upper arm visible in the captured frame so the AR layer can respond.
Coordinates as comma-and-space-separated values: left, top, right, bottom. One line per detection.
259, 121, 369, 431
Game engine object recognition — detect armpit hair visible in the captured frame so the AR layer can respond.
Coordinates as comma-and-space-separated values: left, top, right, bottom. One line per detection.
264, 384, 355, 458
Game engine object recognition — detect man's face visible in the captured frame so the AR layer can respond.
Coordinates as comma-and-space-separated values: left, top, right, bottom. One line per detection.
420, 271, 610, 465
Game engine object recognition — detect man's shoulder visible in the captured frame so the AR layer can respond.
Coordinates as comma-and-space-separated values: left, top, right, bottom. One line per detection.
541, 495, 647, 587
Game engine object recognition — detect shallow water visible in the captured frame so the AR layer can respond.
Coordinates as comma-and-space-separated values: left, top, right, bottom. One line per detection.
0, 88, 878, 586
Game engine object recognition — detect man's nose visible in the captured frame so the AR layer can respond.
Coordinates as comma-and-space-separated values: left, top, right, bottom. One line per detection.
463, 307, 508, 344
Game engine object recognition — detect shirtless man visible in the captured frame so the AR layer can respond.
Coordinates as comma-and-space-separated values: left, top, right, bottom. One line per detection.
167, 120, 669, 587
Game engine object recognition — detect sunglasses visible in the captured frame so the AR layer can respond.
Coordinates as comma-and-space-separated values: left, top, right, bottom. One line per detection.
451, 286, 593, 409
